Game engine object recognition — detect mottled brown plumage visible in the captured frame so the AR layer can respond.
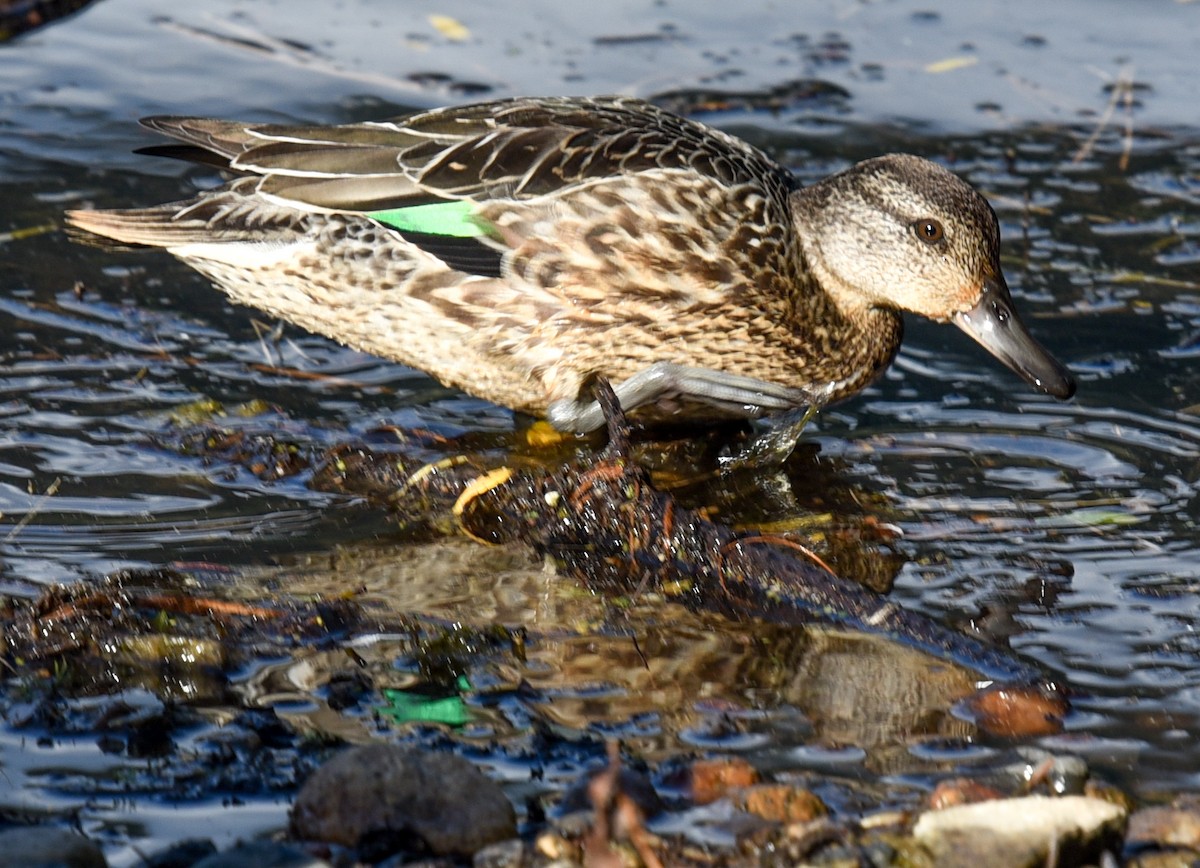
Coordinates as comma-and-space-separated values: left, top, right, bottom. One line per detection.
66, 96, 1074, 430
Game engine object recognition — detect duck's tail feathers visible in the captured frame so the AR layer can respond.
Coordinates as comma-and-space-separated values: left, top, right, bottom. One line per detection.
65, 203, 252, 249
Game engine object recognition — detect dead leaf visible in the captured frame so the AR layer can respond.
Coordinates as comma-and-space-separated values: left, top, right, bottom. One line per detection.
429, 14, 470, 41
925, 56, 978, 74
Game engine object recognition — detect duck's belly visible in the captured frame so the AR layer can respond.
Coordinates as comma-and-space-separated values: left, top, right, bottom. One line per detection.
170, 236, 897, 425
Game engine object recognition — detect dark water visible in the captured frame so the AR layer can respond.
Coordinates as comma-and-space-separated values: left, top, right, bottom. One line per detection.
2, 0, 1200, 861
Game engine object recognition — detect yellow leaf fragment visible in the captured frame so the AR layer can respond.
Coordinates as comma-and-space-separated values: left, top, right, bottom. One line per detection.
925, 56, 978, 74
524, 420, 569, 448
429, 14, 470, 41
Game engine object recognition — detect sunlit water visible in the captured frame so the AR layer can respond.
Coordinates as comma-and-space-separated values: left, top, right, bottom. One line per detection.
2, 0, 1200, 860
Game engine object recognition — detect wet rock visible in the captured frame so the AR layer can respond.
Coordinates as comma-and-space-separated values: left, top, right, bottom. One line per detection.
126, 714, 176, 758
686, 756, 759, 804
1128, 849, 1200, 868
1011, 747, 1089, 795
912, 794, 1126, 867
960, 684, 1068, 738
190, 841, 328, 867
534, 830, 581, 863
291, 744, 517, 858
1127, 804, 1200, 850
737, 784, 827, 824
1083, 778, 1137, 814
0, 827, 107, 868
142, 838, 217, 868
928, 777, 1004, 809
1127, 852, 1200, 868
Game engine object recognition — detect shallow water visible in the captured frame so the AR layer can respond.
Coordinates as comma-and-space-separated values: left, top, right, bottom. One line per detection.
2, 0, 1200, 860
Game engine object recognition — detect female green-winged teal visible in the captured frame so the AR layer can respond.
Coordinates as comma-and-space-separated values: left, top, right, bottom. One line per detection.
67, 96, 1074, 430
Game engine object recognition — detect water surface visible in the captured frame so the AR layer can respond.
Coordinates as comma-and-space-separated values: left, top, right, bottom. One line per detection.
2, 0, 1200, 861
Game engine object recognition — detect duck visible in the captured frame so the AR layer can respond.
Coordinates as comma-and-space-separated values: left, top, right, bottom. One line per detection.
66, 95, 1074, 432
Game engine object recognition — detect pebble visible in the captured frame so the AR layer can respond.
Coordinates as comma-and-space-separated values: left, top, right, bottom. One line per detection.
1126, 851, 1200, 868
290, 744, 517, 858
960, 684, 1069, 738
534, 831, 579, 862
928, 777, 1004, 809
737, 784, 827, 824
912, 794, 1125, 867
0, 827, 107, 868
1126, 803, 1200, 850
686, 756, 759, 804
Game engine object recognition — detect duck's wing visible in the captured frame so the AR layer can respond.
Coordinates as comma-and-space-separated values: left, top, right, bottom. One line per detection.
141, 96, 795, 213
74, 97, 801, 293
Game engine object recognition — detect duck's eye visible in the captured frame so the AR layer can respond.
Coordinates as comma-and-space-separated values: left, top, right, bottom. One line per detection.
914, 218, 944, 243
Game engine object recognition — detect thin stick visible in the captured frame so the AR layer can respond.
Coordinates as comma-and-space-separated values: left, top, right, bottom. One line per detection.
3, 477, 62, 542
1119, 75, 1136, 172
1072, 65, 1134, 165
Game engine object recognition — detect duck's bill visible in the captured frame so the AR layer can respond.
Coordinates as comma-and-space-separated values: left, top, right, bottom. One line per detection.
953, 276, 1076, 399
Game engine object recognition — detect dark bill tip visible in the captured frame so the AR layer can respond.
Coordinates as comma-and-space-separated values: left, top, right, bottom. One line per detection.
953, 277, 1076, 400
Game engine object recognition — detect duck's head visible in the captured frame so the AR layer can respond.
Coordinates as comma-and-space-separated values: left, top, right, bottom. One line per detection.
792, 153, 1075, 399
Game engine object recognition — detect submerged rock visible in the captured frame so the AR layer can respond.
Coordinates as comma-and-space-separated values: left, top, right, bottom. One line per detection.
684, 756, 760, 804
291, 744, 517, 859
0, 827, 107, 868
912, 794, 1126, 867
142, 838, 217, 868
190, 841, 328, 868
736, 784, 827, 824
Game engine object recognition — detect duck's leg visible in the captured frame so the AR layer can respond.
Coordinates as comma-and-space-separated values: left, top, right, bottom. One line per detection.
718, 404, 821, 469
546, 361, 815, 432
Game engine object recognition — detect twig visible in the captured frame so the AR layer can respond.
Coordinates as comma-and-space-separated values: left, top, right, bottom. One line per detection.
1072, 65, 1135, 167
584, 742, 663, 868
0, 223, 57, 244
246, 362, 381, 390
1119, 75, 1135, 172
3, 477, 62, 542
250, 318, 284, 367
723, 534, 838, 578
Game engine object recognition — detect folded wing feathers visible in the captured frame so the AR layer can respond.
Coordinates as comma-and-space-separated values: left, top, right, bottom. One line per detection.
231, 142, 407, 178
254, 174, 428, 212
77, 98, 794, 248
135, 97, 781, 215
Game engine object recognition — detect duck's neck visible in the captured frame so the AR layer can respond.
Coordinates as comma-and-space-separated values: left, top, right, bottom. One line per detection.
785, 238, 903, 404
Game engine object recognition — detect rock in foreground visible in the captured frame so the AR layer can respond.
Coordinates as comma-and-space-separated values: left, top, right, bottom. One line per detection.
913, 794, 1126, 867
291, 744, 517, 859
0, 827, 107, 868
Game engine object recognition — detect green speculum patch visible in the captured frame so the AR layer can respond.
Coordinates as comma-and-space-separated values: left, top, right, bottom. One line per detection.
367, 200, 488, 237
